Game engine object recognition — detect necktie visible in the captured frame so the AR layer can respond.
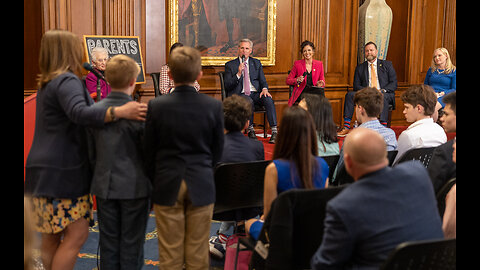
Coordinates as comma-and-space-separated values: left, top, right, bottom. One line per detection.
243, 61, 251, 96
370, 63, 378, 90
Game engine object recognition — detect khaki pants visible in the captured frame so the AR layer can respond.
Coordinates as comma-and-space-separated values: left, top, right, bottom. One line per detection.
153, 180, 214, 270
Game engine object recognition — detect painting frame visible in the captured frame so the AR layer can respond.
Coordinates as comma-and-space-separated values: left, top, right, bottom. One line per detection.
168, 0, 276, 66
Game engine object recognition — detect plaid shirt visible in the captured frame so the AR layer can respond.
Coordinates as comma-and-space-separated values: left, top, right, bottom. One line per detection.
159, 64, 200, 95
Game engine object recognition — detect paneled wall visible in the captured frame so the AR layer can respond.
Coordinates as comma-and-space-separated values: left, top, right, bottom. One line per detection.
24, 0, 456, 127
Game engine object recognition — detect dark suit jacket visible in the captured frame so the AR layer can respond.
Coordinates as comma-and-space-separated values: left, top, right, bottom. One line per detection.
87, 92, 151, 200
311, 161, 444, 270
224, 57, 268, 96
427, 139, 456, 194
144, 85, 224, 206
353, 59, 397, 93
25, 72, 106, 199
220, 131, 264, 163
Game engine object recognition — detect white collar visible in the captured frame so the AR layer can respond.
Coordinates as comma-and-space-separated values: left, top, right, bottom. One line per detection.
407, 117, 434, 130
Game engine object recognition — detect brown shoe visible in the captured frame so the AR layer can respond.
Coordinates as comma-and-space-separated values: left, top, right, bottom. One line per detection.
337, 128, 351, 137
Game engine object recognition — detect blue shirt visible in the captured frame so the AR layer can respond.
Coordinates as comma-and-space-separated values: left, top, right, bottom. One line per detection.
424, 68, 456, 107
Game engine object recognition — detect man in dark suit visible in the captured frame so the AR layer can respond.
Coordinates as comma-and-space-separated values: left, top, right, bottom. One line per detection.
311, 128, 444, 269
338, 42, 397, 136
144, 46, 224, 269
224, 38, 278, 143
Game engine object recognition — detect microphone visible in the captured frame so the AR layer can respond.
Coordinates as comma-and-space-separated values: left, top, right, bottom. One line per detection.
297, 71, 308, 87
83, 62, 106, 81
241, 55, 245, 62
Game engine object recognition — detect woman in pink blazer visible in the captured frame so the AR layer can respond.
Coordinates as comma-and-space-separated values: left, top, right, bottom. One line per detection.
286, 40, 325, 106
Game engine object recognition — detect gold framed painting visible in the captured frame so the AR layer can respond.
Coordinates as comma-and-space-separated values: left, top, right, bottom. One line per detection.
168, 0, 276, 66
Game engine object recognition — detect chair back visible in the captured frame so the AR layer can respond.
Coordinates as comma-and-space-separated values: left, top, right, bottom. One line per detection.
213, 160, 271, 218
387, 150, 398, 166
322, 155, 339, 183
394, 147, 437, 168
150, 72, 161, 97
380, 238, 456, 270
259, 186, 346, 270
436, 177, 456, 218
218, 71, 226, 100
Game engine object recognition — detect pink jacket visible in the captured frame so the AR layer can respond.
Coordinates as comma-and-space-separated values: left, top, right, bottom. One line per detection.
286, 59, 325, 106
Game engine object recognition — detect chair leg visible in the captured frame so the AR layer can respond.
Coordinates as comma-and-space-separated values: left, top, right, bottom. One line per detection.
263, 112, 267, 138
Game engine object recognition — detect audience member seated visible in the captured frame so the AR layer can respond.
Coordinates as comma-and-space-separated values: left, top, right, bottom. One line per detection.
393, 84, 447, 164
85, 46, 111, 100
209, 94, 265, 259
428, 92, 456, 194
159, 42, 200, 95
311, 128, 444, 269
245, 106, 329, 240
442, 138, 456, 239
298, 93, 339, 156
424, 47, 456, 108
87, 55, 151, 269
286, 40, 325, 106
332, 87, 397, 183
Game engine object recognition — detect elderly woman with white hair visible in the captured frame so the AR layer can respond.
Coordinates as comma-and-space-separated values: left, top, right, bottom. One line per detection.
86, 46, 112, 100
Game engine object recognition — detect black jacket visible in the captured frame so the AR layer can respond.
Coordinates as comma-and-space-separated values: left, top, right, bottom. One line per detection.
144, 85, 224, 206
25, 72, 106, 198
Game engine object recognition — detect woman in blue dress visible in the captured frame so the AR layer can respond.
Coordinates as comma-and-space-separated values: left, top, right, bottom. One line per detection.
246, 106, 329, 240
424, 47, 456, 107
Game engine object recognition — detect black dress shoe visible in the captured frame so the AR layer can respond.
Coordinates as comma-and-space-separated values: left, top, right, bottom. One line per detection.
248, 129, 257, 139
269, 132, 277, 144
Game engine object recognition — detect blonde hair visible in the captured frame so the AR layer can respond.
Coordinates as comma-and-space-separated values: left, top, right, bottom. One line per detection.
37, 30, 84, 89
105, 55, 140, 89
430, 47, 456, 74
168, 46, 201, 84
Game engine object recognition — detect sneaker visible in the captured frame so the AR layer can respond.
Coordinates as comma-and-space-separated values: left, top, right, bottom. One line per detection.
209, 236, 226, 259
337, 127, 350, 137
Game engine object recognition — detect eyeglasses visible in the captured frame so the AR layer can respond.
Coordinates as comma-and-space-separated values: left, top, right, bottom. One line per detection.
95, 58, 109, 63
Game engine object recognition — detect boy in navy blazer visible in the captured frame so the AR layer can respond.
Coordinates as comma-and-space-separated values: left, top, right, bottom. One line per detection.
144, 46, 224, 269
311, 128, 443, 270
87, 55, 151, 269
224, 38, 278, 143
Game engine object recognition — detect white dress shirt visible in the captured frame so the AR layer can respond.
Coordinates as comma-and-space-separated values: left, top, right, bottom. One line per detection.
393, 118, 447, 164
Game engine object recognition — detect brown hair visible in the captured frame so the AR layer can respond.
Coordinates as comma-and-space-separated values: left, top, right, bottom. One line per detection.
353, 87, 384, 118
37, 29, 84, 89
273, 106, 318, 189
223, 94, 252, 132
105, 55, 140, 89
168, 46, 202, 84
401, 84, 437, 116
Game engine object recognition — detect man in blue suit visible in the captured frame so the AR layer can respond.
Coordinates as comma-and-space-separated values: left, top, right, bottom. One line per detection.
224, 38, 278, 143
338, 42, 397, 136
311, 128, 443, 270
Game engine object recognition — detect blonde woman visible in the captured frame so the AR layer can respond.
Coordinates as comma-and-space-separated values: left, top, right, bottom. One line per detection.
424, 47, 456, 107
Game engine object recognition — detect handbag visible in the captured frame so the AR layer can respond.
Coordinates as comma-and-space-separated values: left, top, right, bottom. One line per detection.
224, 233, 253, 270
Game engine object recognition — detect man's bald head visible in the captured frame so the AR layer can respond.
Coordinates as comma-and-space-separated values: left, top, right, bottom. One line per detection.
343, 128, 389, 180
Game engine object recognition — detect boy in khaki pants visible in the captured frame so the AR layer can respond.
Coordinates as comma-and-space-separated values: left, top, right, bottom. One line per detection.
144, 46, 224, 269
